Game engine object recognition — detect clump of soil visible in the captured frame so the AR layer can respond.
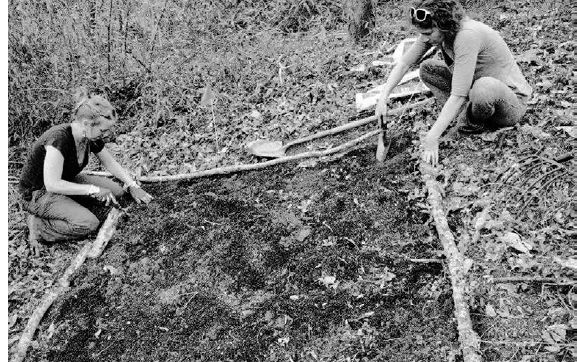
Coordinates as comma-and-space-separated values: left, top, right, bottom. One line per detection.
29, 142, 459, 361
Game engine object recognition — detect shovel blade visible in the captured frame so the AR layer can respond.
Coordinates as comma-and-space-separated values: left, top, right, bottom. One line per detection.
246, 139, 286, 158
375, 132, 391, 163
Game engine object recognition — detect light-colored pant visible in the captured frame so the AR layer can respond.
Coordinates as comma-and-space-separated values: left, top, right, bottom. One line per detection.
25, 174, 124, 242
419, 59, 527, 127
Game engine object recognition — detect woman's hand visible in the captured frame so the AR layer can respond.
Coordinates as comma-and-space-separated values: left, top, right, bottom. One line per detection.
421, 135, 440, 167
128, 186, 153, 204
93, 187, 119, 206
30, 239, 41, 257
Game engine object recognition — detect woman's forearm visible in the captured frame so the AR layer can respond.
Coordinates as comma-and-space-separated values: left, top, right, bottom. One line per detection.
45, 179, 95, 195
105, 160, 134, 185
97, 148, 135, 185
427, 95, 467, 140
379, 61, 411, 101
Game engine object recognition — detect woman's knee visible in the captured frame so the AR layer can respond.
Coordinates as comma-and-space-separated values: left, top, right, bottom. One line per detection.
72, 213, 100, 235
469, 77, 525, 126
469, 78, 498, 119
419, 60, 452, 95
469, 77, 501, 103
38, 211, 99, 242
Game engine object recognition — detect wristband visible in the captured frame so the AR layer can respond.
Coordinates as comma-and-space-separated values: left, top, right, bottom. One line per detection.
87, 185, 101, 195
123, 180, 140, 191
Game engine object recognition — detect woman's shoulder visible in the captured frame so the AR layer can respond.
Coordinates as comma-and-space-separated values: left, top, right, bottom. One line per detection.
36, 123, 73, 147
460, 18, 495, 33
455, 18, 496, 42
42, 123, 71, 136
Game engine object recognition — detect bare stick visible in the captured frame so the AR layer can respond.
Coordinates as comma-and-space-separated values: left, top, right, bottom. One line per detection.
490, 276, 576, 284
122, 0, 131, 74
106, 0, 113, 74
84, 130, 382, 182
142, 130, 381, 182
420, 163, 483, 362
282, 98, 433, 149
12, 208, 125, 362
150, 0, 169, 55
149, 130, 379, 180
12, 244, 91, 362
85, 100, 434, 182
88, 207, 125, 258
408, 258, 444, 263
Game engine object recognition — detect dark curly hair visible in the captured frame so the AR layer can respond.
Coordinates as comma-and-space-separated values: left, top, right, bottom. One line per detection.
411, 0, 466, 41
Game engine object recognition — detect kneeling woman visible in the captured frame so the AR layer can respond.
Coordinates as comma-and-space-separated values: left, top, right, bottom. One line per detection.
376, 0, 532, 166
19, 90, 153, 255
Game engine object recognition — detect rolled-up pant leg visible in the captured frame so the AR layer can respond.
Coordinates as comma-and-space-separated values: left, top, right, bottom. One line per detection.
26, 190, 100, 242
469, 77, 527, 127
419, 59, 452, 106
419, 59, 469, 127
25, 175, 124, 242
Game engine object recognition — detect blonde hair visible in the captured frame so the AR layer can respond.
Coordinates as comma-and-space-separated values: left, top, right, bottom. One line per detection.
72, 87, 117, 125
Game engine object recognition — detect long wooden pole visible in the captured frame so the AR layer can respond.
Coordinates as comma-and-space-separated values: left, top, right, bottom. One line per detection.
420, 162, 483, 362
141, 129, 381, 182
84, 99, 434, 183
84, 129, 383, 182
12, 208, 125, 362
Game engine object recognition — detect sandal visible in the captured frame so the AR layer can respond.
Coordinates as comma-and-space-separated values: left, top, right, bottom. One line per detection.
458, 105, 486, 134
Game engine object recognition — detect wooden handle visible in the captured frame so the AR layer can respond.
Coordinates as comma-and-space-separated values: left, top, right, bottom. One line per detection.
284, 98, 433, 149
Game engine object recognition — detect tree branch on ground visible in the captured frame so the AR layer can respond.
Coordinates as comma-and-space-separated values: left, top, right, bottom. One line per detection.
12, 208, 125, 362
420, 162, 483, 362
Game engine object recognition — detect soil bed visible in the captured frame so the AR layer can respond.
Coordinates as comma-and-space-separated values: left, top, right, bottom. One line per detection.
28, 142, 458, 361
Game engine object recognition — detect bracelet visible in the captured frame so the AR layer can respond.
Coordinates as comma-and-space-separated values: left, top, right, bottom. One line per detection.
123, 180, 140, 191
87, 184, 101, 195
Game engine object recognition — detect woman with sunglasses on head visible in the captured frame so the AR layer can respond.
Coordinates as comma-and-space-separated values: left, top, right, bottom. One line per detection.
19, 88, 153, 256
375, 0, 531, 166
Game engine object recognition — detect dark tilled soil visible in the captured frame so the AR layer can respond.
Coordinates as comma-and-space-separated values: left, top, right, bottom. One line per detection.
29, 141, 458, 362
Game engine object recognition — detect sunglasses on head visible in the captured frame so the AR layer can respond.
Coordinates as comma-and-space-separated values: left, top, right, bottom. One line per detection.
410, 7, 432, 22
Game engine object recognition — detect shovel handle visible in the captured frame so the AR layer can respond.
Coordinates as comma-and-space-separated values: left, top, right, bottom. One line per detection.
283, 115, 373, 149
284, 98, 433, 150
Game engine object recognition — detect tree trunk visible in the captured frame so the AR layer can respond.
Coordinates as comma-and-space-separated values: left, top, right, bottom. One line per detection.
344, 0, 375, 42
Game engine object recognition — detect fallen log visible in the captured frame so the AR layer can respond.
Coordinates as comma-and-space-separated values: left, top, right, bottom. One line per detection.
420, 162, 483, 362
12, 208, 124, 362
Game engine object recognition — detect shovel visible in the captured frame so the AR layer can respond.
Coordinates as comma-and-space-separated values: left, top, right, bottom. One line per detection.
376, 92, 420, 162
246, 99, 433, 158
247, 115, 378, 158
